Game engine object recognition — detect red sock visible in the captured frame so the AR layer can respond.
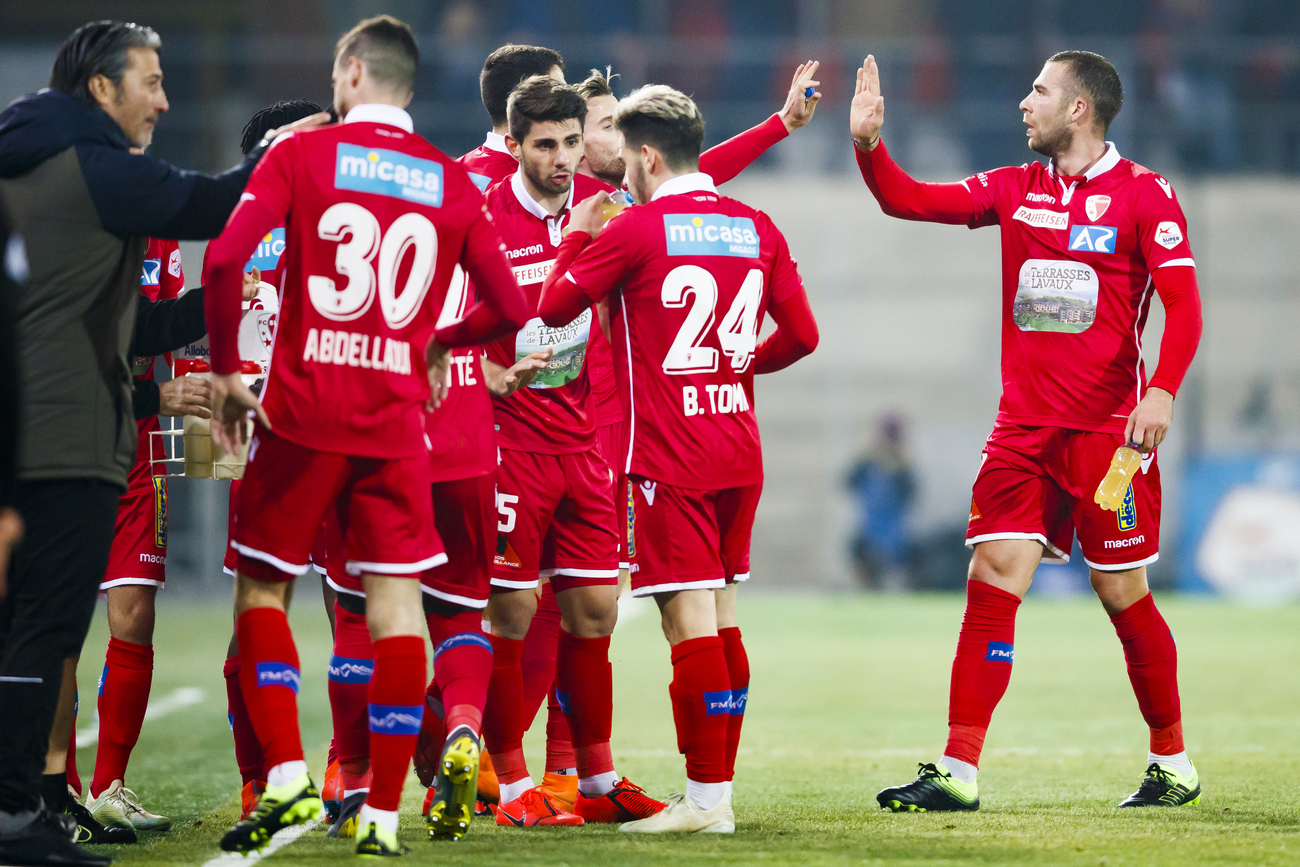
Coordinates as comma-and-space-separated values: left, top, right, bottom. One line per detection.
66, 699, 81, 797
365, 635, 426, 812
329, 604, 373, 790
427, 610, 493, 737
719, 627, 749, 781
520, 584, 561, 728
236, 608, 304, 770
945, 580, 1021, 767
545, 689, 576, 773
481, 635, 528, 784
555, 631, 614, 779
90, 638, 154, 798
669, 636, 730, 784
419, 677, 447, 767
1109, 592, 1183, 754
224, 654, 266, 785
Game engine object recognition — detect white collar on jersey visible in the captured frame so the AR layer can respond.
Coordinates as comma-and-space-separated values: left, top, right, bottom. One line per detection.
511, 167, 575, 221
343, 103, 414, 132
1047, 141, 1121, 181
483, 132, 510, 154
651, 171, 718, 202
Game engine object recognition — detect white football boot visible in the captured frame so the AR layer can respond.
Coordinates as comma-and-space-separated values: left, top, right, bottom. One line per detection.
619, 789, 734, 834
87, 780, 172, 832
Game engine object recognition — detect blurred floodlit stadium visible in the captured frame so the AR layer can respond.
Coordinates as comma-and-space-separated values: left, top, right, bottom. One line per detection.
6, 0, 1300, 600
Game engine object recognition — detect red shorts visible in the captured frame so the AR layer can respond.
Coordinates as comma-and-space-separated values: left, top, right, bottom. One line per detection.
627, 478, 761, 597
225, 479, 328, 576
966, 422, 1161, 571
102, 460, 167, 589
491, 448, 619, 592
233, 427, 445, 582
595, 420, 630, 569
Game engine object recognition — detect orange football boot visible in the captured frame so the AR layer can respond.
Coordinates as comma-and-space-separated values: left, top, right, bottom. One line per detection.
476, 750, 499, 804
422, 785, 435, 817
573, 778, 666, 823
538, 771, 579, 813
239, 780, 265, 822
321, 759, 342, 821
494, 788, 585, 827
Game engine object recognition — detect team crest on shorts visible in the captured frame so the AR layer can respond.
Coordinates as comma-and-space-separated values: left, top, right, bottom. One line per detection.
1118, 484, 1137, 532
152, 476, 168, 549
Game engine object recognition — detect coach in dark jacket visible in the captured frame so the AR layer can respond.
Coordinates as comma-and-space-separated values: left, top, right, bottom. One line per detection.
0, 21, 322, 864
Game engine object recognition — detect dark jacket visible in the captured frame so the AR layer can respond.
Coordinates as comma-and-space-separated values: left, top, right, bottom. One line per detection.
0, 201, 21, 508
0, 89, 262, 488
131, 286, 208, 419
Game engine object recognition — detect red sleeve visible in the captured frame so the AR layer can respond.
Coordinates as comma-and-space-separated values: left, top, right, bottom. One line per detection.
1136, 173, 1195, 270
537, 231, 598, 327
755, 233, 818, 373
434, 203, 530, 347
855, 139, 979, 225
700, 114, 788, 185
1147, 264, 1202, 397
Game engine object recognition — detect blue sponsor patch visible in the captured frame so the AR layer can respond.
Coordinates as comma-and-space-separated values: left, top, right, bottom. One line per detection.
432, 631, 493, 661
985, 641, 1014, 663
467, 171, 491, 193
1068, 224, 1117, 254
663, 214, 760, 258
555, 689, 573, 716
1118, 484, 1137, 532
246, 227, 285, 273
704, 690, 733, 715
98, 666, 107, 696
335, 144, 444, 206
140, 258, 161, 286
368, 703, 423, 736
228, 712, 235, 731
256, 661, 301, 693
730, 687, 748, 716
327, 655, 373, 684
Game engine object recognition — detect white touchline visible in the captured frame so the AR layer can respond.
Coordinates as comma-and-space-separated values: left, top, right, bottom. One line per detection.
201, 818, 322, 867
75, 687, 205, 748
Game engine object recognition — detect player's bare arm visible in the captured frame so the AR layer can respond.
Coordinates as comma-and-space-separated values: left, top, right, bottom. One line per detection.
482, 348, 553, 397
0, 506, 21, 598
425, 337, 452, 410
778, 60, 822, 132
850, 55, 884, 150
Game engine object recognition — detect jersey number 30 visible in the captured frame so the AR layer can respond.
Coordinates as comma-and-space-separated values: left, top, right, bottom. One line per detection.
660, 265, 763, 375
308, 202, 437, 329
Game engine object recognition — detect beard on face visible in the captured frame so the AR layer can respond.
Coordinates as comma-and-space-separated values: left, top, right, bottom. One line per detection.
587, 146, 625, 186
1029, 107, 1074, 159
523, 156, 572, 197
626, 156, 649, 205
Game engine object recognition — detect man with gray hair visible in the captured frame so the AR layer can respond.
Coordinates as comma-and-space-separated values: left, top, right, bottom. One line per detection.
0, 20, 322, 865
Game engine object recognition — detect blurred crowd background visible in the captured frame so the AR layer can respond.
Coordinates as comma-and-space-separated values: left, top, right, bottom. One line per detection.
4, 0, 1299, 600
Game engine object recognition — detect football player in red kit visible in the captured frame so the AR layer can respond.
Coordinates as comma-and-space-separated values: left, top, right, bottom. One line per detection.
539, 85, 819, 833
205, 17, 526, 856
850, 52, 1204, 811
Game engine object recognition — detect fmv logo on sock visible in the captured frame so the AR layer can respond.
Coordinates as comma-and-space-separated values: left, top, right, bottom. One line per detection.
703, 690, 733, 715
256, 662, 301, 693
368, 704, 423, 736
985, 642, 1014, 663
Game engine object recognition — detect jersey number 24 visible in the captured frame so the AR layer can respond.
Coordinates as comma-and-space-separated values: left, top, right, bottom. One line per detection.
660, 265, 763, 375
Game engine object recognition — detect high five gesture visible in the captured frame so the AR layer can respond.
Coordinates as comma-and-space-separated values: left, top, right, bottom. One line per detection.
850, 55, 885, 150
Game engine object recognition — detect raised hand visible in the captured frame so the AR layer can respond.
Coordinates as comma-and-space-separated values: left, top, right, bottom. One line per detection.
850, 55, 885, 150
209, 372, 269, 453
483, 348, 553, 397
779, 60, 823, 132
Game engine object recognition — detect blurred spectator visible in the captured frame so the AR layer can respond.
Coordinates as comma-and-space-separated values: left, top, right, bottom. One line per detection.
846, 416, 916, 590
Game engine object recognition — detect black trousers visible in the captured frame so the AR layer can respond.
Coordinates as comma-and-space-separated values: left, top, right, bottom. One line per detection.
0, 479, 119, 813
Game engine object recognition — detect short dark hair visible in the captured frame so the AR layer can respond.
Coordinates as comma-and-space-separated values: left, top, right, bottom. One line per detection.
51, 20, 161, 104
577, 67, 616, 101
480, 44, 565, 127
507, 76, 587, 144
335, 15, 418, 96
614, 85, 704, 171
1048, 50, 1123, 134
240, 99, 323, 155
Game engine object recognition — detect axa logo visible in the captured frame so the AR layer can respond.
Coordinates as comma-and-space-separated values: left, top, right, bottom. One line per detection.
335, 143, 444, 206
256, 662, 301, 693
367, 704, 423, 736
985, 641, 1014, 663
327, 655, 373, 684
1118, 484, 1138, 531
140, 258, 161, 286
1069, 224, 1117, 254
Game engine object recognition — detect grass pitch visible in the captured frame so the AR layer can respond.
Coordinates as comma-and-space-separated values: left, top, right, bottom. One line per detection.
70, 588, 1300, 865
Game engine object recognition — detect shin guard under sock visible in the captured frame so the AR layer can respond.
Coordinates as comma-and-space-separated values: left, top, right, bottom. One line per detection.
329, 604, 374, 790
481, 635, 528, 785
427, 610, 493, 737
89, 638, 154, 798
365, 635, 425, 812
224, 654, 266, 785
555, 631, 614, 779
944, 580, 1021, 767
718, 627, 749, 781
1109, 592, 1183, 754
236, 608, 305, 770
669, 636, 730, 784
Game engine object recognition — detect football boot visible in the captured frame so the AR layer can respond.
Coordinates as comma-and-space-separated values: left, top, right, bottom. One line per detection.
240, 780, 265, 822
219, 772, 323, 853
494, 788, 584, 827
877, 763, 979, 812
1118, 762, 1201, 807
574, 778, 666, 823
327, 791, 367, 838
619, 789, 733, 834
355, 819, 408, 858
322, 759, 342, 822
86, 780, 171, 831
537, 771, 578, 814
425, 727, 481, 841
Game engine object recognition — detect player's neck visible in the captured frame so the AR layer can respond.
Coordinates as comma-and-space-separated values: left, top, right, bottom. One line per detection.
1052, 134, 1108, 179
577, 158, 622, 190
520, 173, 569, 217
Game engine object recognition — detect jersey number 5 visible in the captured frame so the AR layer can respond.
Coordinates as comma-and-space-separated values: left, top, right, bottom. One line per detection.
661, 265, 763, 375
308, 202, 438, 329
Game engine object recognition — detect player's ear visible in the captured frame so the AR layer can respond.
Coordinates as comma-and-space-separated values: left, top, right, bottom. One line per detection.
505, 134, 521, 159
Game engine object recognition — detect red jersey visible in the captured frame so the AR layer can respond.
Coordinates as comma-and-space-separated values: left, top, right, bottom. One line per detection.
135, 239, 185, 459
484, 171, 612, 455
561, 173, 806, 489
961, 145, 1194, 433
207, 104, 509, 459
201, 225, 287, 292
459, 133, 517, 193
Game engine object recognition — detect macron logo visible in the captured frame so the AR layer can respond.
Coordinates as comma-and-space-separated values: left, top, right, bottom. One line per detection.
985, 642, 1014, 663
1104, 535, 1146, 549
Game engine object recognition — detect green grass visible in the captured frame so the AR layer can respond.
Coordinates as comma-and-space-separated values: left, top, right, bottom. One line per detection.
70, 590, 1300, 865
